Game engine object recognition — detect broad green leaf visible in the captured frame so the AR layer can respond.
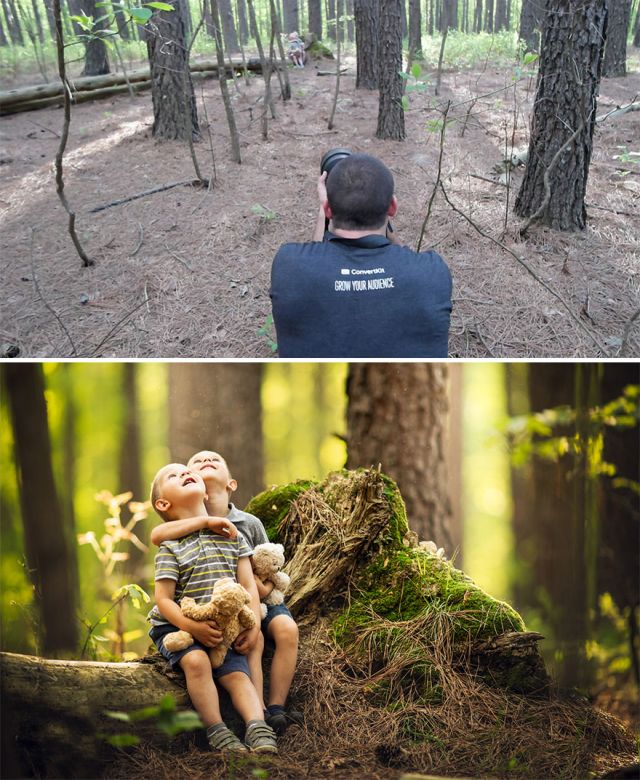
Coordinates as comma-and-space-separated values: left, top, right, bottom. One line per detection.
145, 1, 174, 9
411, 62, 422, 78
128, 6, 153, 22
105, 710, 132, 722
401, 96, 409, 111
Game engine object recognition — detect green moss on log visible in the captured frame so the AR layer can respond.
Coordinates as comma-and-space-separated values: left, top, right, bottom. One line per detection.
244, 480, 315, 540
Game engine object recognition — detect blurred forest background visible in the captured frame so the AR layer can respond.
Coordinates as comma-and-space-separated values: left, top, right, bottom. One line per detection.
1, 361, 638, 720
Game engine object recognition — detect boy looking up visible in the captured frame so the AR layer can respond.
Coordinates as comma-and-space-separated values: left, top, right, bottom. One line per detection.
147, 463, 278, 754
150, 450, 300, 735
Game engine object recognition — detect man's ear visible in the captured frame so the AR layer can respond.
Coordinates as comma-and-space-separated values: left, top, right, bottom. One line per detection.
155, 498, 171, 513
323, 201, 333, 219
388, 196, 398, 218
227, 478, 238, 495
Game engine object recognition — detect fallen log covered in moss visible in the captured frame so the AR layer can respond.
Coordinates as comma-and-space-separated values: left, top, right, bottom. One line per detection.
2, 469, 635, 780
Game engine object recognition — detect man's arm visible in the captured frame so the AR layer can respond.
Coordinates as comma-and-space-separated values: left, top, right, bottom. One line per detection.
312, 171, 329, 241
150, 516, 237, 546
234, 556, 262, 654
154, 578, 223, 647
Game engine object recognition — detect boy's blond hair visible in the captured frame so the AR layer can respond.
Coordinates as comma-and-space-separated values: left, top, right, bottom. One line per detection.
150, 467, 172, 522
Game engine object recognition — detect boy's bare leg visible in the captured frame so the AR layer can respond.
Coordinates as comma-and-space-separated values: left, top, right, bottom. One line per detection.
217, 671, 264, 722
266, 615, 298, 706
247, 631, 266, 710
180, 650, 222, 726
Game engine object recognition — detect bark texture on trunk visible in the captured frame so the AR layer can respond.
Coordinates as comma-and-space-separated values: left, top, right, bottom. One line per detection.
4, 364, 78, 656
354, 0, 378, 89
602, 0, 631, 76
518, 0, 544, 51
514, 0, 607, 231
146, 1, 199, 141
168, 364, 264, 508
375, 0, 405, 140
346, 364, 453, 550
307, 0, 322, 37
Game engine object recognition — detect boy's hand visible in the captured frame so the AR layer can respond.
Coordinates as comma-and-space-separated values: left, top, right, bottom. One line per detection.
207, 517, 237, 539
189, 620, 223, 648
254, 575, 275, 600
233, 625, 260, 655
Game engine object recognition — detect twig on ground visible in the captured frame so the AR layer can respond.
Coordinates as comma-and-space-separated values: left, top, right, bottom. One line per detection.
586, 203, 640, 219
26, 118, 61, 137
87, 298, 151, 357
89, 180, 206, 213
29, 228, 77, 356
129, 222, 144, 257
596, 95, 639, 123
439, 181, 611, 357
164, 240, 195, 272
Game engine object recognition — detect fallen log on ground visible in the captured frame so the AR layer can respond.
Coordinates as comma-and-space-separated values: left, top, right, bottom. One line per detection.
1, 469, 636, 780
0, 58, 263, 116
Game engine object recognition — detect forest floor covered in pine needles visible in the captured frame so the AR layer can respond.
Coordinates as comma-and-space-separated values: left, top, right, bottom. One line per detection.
1, 51, 639, 358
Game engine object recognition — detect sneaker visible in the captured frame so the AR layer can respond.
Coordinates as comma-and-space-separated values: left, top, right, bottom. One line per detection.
207, 724, 248, 753
245, 720, 278, 754
266, 706, 304, 735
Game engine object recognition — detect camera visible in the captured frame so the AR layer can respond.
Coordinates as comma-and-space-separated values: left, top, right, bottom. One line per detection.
320, 147, 352, 176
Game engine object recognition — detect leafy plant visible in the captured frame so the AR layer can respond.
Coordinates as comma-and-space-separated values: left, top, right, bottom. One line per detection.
105, 694, 202, 747
258, 314, 277, 353
251, 203, 278, 221
400, 62, 431, 110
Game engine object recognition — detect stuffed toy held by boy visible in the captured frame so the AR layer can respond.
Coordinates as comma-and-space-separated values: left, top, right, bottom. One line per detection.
251, 542, 291, 619
164, 577, 256, 667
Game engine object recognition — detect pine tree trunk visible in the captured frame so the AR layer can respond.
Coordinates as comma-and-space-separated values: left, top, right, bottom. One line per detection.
308, 0, 322, 35
514, 0, 607, 231
408, 0, 423, 59
168, 364, 264, 508
81, 0, 110, 75
219, 0, 239, 52
633, 4, 640, 46
237, 0, 249, 42
146, 0, 199, 141
3, 365, 79, 656
1, 0, 23, 43
518, 0, 544, 52
354, 0, 378, 88
283, 0, 300, 30
375, 0, 404, 140
31, 0, 45, 43
494, 0, 507, 29
0, 13, 8, 44
602, 0, 631, 76
346, 364, 453, 549
327, 0, 336, 37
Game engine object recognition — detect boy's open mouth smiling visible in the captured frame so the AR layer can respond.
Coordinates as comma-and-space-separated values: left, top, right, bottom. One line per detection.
182, 475, 197, 486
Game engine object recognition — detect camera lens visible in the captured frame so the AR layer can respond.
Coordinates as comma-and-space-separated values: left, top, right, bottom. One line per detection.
320, 148, 352, 175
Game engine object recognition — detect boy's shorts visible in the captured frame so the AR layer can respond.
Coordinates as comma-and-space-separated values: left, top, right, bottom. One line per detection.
261, 603, 293, 634
149, 623, 250, 679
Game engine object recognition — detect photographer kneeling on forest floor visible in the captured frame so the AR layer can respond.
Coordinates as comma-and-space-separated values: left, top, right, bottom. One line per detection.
270, 151, 452, 358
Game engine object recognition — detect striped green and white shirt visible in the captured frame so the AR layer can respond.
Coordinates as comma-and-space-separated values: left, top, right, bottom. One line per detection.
148, 529, 252, 626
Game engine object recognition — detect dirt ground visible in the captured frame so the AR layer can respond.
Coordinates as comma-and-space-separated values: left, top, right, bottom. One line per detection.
1, 53, 639, 358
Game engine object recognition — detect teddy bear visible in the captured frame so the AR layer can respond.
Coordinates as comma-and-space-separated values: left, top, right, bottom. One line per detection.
163, 577, 256, 668
251, 542, 291, 619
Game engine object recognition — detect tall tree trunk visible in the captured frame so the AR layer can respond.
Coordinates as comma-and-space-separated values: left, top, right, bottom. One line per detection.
0, 14, 7, 44
283, 0, 300, 30
473, 0, 482, 31
494, 0, 507, 29
59, 365, 80, 608
484, 0, 494, 30
346, 0, 354, 39
146, 0, 199, 140
602, 0, 631, 76
375, 0, 404, 140
597, 364, 640, 620
527, 363, 600, 689
81, 0, 110, 75
219, 0, 239, 52
514, 0, 607, 231
42, 0, 57, 40
3, 365, 78, 657
327, 0, 336, 37
346, 364, 453, 550
30, 0, 45, 43
633, 3, 640, 46
408, 0, 423, 59
237, 0, 249, 42
118, 364, 146, 581
354, 0, 378, 88
168, 364, 264, 508
308, 0, 322, 36
1, 0, 23, 43
518, 0, 544, 52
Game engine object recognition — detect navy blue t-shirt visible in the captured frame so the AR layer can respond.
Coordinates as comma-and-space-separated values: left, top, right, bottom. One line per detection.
270, 233, 452, 358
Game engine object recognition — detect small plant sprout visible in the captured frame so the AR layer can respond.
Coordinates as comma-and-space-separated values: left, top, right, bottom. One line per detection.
400, 63, 431, 110
105, 694, 203, 747
251, 203, 278, 221
258, 313, 277, 353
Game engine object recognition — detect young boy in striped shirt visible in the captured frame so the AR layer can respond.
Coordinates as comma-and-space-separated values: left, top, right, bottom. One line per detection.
147, 463, 278, 754
150, 451, 300, 736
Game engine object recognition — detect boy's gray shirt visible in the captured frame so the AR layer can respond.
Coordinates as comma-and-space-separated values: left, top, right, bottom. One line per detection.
227, 503, 269, 550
